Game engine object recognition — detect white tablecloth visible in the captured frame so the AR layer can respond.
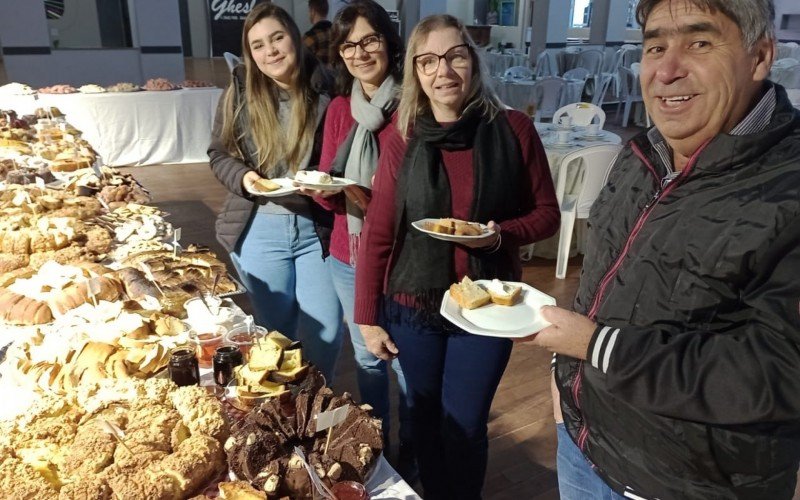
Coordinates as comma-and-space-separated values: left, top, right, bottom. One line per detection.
493, 77, 585, 113
484, 51, 530, 77
0, 88, 223, 166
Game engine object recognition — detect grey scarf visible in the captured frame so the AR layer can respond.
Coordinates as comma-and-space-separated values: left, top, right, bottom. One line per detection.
330, 75, 399, 263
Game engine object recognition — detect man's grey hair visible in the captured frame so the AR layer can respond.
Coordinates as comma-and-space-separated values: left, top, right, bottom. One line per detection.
636, 0, 775, 49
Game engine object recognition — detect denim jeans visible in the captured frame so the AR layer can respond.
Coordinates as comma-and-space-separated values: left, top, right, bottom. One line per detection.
557, 423, 627, 500
327, 256, 412, 445
231, 212, 343, 382
386, 300, 513, 500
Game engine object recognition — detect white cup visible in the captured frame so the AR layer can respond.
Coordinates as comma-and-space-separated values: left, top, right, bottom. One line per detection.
586, 123, 600, 136
556, 130, 571, 144
559, 115, 572, 128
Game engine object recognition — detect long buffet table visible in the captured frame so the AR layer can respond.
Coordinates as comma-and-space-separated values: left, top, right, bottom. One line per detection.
0, 88, 223, 167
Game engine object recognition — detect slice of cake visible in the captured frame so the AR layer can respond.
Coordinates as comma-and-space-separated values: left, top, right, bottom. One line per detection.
486, 279, 522, 306
252, 178, 280, 192
294, 170, 332, 185
449, 276, 491, 310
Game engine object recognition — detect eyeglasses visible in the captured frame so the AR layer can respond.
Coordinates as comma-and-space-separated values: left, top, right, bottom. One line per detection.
339, 34, 383, 59
413, 44, 471, 76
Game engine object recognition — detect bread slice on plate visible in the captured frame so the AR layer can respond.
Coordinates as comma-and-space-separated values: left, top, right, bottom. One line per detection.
253, 178, 281, 192
449, 276, 491, 310
485, 279, 522, 306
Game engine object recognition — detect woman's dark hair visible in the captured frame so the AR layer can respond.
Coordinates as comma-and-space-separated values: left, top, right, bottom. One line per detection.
329, 0, 404, 96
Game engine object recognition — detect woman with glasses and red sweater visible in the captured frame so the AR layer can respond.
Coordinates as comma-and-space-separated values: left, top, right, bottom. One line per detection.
353, 14, 560, 499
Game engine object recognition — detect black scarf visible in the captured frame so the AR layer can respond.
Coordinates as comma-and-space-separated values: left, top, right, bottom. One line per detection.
386, 106, 531, 305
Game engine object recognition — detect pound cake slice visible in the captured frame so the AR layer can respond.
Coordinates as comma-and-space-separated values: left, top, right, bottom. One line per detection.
449, 276, 491, 310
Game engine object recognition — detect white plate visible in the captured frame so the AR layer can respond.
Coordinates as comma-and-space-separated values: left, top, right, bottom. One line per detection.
440, 280, 556, 338
411, 218, 494, 242
578, 134, 606, 141
245, 177, 298, 197
293, 175, 357, 191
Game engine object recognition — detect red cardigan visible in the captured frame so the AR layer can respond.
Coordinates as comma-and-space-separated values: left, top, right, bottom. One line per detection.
353, 109, 560, 325
315, 95, 398, 265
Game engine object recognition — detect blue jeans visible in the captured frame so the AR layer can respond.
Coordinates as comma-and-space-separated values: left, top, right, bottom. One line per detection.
231, 212, 343, 382
557, 423, 626, 500
327, 257, 412, 445
386, 300, 513, 500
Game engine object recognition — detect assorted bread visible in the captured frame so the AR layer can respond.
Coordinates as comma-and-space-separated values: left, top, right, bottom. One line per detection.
0, 378, 229, 499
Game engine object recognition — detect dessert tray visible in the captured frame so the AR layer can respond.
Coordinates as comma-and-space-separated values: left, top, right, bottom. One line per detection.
412, 218, 494, 242
440, 280, 556, 337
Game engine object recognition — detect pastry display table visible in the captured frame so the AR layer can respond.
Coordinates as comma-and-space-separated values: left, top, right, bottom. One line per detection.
0, 88, 223, 166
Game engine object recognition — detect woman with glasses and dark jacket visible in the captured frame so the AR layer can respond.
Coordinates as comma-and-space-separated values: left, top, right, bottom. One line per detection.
296, 0, 415, 477
353, 14, 560, 499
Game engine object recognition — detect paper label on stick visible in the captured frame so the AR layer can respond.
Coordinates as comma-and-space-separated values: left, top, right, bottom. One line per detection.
35, 176, 46, 189
292, 447, 335, 499
315, 404, 350, 432
87, 279, 101, 305
92, 158, 103, 178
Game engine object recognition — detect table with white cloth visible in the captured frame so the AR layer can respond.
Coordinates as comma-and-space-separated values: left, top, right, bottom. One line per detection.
493, 77, 585, 113
524, 122, 622, 260
0, 88, 223, 166
484, 50, 531, 77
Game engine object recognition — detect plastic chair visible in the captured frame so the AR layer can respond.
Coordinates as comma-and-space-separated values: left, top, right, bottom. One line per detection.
618, 66, 647, 127
534, 51, 554, 78
223, 52, 242, 72
553, 103, 606, 128
531, 77, 567, 121
575, 49, 604, 76
563, 68, 591, 81
554, 144, 623, 279
596, 48, 625, 103
504, 65, 534, 80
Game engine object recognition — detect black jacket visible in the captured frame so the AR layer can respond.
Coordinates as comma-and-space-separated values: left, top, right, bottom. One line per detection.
555, 86, 800, 499
207, 62, 333, 254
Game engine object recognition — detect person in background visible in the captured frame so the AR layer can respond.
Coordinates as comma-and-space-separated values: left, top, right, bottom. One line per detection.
526, 0, 800, 498
208, 2, 343, 382
354, 14, 559, 499
303, 0, 332, 65
297, 0, 416, 479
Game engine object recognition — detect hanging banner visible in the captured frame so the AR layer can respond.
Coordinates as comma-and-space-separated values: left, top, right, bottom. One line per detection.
208, 0, 266, 57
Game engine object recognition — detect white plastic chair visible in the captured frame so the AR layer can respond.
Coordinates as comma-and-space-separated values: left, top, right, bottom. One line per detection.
596, 48, 625, 102
554, 144, 622, 279
553, 103, 606, 128
575, 49, 604, 76
620, 45, 642, 68
563, 67, 591, 81
224, 52, 242, 72
535, 51, 554, 78
504, 65, 534, 80
531, 77, 567, 121
618, 66, 647, 127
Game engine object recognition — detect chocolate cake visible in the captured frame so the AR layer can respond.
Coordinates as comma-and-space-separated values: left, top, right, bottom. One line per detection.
225, 368, 383, 498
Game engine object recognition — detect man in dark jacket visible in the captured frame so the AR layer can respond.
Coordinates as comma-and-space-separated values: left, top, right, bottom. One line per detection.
303, 0, 332, 64
526, 0, 800, 498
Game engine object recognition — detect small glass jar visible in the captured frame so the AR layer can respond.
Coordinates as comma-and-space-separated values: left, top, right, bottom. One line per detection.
330, 481, 369, 500
168, 347, 200, 387
213, 344, 244, 386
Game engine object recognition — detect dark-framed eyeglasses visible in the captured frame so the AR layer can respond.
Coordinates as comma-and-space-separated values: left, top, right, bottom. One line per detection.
413, 44, 471, 76
339, 34, 383, 59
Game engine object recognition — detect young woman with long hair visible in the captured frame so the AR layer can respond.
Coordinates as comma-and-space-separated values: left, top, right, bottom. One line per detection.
208, 2, 342, 381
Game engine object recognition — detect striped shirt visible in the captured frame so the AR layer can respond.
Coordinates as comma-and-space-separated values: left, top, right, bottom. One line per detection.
648, 84, 777, 186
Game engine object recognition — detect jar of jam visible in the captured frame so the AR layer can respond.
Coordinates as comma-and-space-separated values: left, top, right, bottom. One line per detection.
168, 347, 200, 387
330, 481, 369, 500
213, 344, 244, 386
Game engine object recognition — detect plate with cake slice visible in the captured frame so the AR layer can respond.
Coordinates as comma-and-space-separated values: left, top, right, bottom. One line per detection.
440, 277, 556, 338
412, 218, 494, 242
246, 177, 298, 197
293, 170, 357, 191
